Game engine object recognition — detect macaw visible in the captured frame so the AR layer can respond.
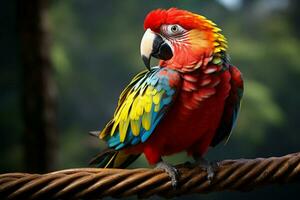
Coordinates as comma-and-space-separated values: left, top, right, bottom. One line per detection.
90, 8, 243, 186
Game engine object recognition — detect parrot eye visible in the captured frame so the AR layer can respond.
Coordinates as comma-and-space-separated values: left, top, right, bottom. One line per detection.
161, 24, 186, 37
171, 25, 178, 32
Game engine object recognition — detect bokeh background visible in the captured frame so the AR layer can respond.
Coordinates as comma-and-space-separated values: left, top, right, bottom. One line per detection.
1, 0, 300, 199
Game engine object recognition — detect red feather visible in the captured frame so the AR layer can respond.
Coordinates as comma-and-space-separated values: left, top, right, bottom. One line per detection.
144, 8, 214, 32
123, 8, 242, 165
126, 67, 233, 164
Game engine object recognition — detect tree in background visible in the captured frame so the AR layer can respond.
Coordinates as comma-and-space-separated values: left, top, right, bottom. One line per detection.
18, 0, 58, 173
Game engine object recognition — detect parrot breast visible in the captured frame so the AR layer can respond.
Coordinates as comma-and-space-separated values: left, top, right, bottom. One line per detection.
126, 65, 232, 164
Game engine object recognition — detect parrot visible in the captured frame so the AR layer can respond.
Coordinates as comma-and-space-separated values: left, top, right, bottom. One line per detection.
90, 8, 244, 187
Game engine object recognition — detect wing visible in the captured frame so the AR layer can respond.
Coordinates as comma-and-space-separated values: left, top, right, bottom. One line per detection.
100, 67, 181, 150
210, 65, 244, 147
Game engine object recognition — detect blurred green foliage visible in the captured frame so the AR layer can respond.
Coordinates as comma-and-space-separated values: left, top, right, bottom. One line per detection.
1, 0, 300, 199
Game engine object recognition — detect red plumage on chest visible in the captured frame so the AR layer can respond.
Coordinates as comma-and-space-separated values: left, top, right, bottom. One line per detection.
127, 65, 232, 164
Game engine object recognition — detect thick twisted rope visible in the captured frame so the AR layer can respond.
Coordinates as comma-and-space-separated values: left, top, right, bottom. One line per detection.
1, 152, 300, 199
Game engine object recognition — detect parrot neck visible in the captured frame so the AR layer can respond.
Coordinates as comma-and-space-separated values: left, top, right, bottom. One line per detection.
159, 51, 229, 73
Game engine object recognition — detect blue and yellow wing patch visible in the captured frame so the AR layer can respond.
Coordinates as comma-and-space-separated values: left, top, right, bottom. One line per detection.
100, 67, 181, 150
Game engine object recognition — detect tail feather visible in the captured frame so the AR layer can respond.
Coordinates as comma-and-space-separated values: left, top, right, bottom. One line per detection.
89, 148, 140, 168
89, 131, 100, 138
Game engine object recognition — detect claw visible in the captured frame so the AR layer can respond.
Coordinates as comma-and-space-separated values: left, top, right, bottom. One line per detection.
193, 157, 219, 183
155, 160, 179, 188
206, 163, 215, 182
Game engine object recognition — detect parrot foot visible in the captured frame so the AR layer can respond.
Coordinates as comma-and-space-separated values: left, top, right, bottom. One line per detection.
155, 161, 179, 188
192, 157, 219, 183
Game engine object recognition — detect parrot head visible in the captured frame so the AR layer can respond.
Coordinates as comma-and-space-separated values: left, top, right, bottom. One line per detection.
140, 8, 228, 72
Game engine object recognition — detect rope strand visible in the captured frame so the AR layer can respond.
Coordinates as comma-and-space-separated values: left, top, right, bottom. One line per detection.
1, 152, 300, 199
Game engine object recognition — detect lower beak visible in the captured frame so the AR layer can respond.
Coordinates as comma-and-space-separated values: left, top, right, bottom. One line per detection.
140, 28, 173, 70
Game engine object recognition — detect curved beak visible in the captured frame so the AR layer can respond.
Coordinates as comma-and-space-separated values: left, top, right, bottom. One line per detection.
140, 28, 173, 70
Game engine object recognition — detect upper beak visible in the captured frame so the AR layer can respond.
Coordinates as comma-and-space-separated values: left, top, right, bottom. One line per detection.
140, 28, 173, 70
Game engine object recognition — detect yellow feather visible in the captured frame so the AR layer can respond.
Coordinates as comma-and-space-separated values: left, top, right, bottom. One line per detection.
214, 48, 222, 53
218, 37, 227, 42
221, 43, 228, 49
207, 20, 217, 26
111, 91, 135, 137
151, 88, 157, 95
127, 93, 135, 103
213, 41, 220, 46
129, 109, 136, 120
213, 27, 222, 32
110, 117, 120, 136
220, 46, 226, 51
145, 103, 152, 113
119, 118, 129, 142
195, 15, 204, 19
143, 94, 152, 113
130, 119, 140, 136
118, 97, 134, 141
153, 91, 163, 105
144, 98, 152, 113
142, 111, 151, 130
119, 103, 130, 121
136, 98, 143, 116
130, 98, 139, 119
114, 103, 124, 120
146, 86, 153, 95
